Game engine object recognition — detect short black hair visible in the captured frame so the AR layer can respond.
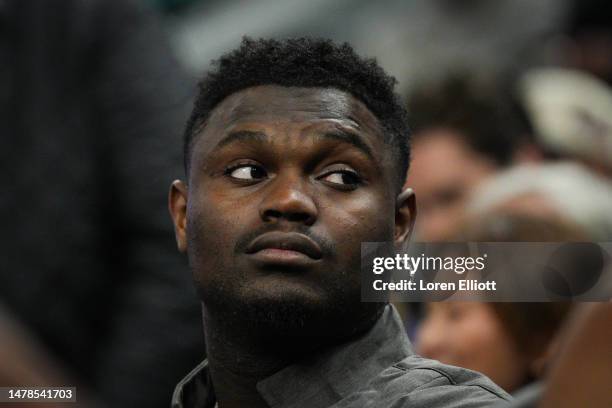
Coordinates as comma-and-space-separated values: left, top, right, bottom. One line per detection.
184, 37, 410, 188
407, 73, 532, 166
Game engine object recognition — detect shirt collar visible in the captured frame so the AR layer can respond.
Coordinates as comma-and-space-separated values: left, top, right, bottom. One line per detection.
256, 304, 412, 408
171, 359, 215, 408
172, 304, 412, 408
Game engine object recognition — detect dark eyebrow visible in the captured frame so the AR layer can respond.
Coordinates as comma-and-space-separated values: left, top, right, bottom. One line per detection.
322, 128, 375, 161
212, 128, 375, 160
213, 130, 269, 152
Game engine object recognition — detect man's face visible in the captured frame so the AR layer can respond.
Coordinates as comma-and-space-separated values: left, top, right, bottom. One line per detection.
170, 85, 414, 338
405, 128, 497, 241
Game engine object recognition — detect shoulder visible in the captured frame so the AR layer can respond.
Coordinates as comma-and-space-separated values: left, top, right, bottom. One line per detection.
359, 355, 512, 408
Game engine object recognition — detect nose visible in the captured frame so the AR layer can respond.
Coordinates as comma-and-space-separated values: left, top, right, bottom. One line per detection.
259, 171, 317, 226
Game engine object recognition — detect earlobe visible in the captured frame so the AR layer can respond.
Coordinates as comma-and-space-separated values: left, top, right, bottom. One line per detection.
395, 187, 416, 246
169, 180, 189, 253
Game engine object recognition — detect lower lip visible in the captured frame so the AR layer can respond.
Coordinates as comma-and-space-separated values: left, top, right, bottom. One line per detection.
248, 248, 319, 267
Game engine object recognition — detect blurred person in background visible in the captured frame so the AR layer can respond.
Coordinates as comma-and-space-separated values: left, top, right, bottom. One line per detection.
562, 0, 612, 86
0, 0, 203, 406
0, 305, 98, 407
0, 305, 72, 390
416, 213, 582, 393
405, 74, 537, 241
468, 162, 612, 240
500, 302, 612, 408
518, 67, 612, 178
537, 302, 612, 408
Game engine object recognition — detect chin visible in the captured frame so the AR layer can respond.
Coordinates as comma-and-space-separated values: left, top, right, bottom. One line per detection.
238, 281, 384, 341
200, 271, 384, 340
202, 281, 328, 338
241, 281, 333, 330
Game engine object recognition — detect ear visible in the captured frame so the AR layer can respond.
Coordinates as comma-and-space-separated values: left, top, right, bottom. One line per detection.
169, 180, 189, 253
395, 187, 416, 247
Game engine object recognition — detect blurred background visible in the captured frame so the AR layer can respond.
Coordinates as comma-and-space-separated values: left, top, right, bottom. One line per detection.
1, 0, 611, 406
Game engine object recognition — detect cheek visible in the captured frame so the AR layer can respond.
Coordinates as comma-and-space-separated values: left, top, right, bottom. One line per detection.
452, 309, 515, 367
186, 188, 252, 266
319, 191, 395, 245
416, 315, 448, 355
457, 308, 529, 391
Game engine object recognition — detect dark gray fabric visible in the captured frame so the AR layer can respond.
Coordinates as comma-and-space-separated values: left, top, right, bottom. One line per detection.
172, 305, 512, 408
499, 383, 542, 408
0, 0, 203, 407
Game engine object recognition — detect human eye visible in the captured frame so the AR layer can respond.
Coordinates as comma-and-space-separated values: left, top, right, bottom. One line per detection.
318, 166, 363, 190
224, 162, 268, 182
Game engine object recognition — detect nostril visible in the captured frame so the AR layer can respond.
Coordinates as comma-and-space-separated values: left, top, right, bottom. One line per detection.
261, 209, 316, 225
262, 209, 283, 221
287, 212, 312, 223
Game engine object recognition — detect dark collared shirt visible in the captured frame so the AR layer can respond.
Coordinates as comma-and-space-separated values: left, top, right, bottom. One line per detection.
172, 305, 511, 408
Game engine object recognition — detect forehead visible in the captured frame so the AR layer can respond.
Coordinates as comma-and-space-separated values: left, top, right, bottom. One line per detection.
198, 85, 384, 147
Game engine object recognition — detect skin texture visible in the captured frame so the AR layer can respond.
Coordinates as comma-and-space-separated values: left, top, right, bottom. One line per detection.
404, 128, 497, 241
169, 85, 415, 408
416, 302, 530, 393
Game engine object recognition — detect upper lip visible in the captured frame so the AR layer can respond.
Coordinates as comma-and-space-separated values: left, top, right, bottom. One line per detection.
245, 231, 323, 260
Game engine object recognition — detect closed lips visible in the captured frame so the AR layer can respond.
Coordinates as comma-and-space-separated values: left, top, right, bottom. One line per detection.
246, 231, 323, 260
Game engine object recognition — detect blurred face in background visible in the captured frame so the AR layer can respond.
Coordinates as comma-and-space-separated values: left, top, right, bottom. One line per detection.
405, 128, 497, 241
416, 302, 530, 393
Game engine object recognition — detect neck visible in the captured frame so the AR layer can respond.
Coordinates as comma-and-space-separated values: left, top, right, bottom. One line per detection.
203, 309, 324, 408
202, 302, 386, 408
